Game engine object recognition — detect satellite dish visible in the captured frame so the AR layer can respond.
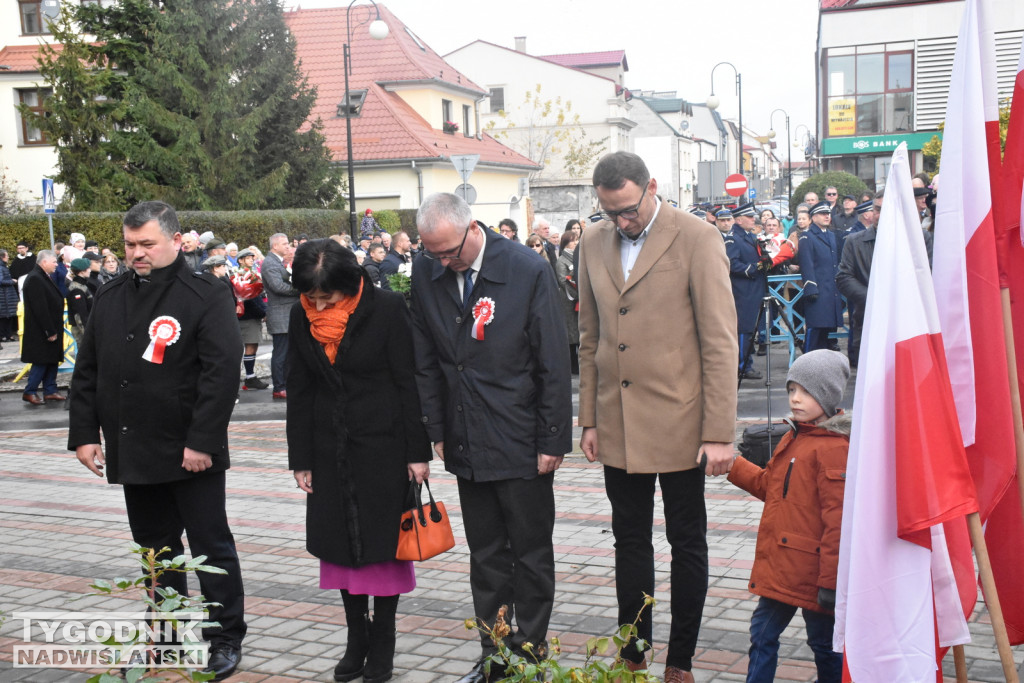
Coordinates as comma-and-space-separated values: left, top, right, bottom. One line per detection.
680, 120, 690, 131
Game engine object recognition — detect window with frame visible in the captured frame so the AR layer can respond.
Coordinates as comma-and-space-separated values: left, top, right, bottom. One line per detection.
825, 44, 913, 136
20, 0, 46, 35
19, 88, 51, 145
337, 89, 367, 118
442, 99, 453, 125
462, 104, 471, 137
489, 87, 504, 114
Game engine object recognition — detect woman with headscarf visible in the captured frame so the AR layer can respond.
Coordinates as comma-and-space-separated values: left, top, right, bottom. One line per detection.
287, 239, 430, 683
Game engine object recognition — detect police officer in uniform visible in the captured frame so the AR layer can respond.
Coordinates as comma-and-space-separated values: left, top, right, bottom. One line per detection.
69, 201, 247, 681
722, 203, 766, 380
799, 202, 844, 354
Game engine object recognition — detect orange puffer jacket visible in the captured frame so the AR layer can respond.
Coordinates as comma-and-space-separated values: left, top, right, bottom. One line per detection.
728, 413, 850, 612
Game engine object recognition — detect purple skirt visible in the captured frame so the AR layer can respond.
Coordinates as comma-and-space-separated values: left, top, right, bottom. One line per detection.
319, 559, 416, 596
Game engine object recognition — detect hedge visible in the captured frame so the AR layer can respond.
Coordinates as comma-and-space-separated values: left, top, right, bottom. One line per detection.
0, 208, 423, 255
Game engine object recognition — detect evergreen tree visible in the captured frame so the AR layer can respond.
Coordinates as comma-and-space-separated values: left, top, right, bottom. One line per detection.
28, 0, 341, 211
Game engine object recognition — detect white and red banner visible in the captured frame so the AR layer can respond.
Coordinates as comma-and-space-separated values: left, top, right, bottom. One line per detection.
932, 0, 1023, 645
834, 144, 978, 683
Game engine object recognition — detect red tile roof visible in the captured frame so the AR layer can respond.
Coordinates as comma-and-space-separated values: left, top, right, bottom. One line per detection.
0, 44, 60, 73
820, 0, 859, 7
284, 5, 538, 170
539, 50, 628, 72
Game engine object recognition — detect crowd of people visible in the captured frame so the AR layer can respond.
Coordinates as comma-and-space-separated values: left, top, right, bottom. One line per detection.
1, 151, 941, 682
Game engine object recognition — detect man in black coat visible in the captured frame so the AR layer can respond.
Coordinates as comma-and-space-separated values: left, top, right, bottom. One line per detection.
411, 193, 572, 683
21, 250, 65, 404
69, 201, 246, 681
723, 203, 767, 380
378, 230, 413, 282
9, 241, 37, 280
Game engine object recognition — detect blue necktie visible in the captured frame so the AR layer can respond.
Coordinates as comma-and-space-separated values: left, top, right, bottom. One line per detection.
463, 269, 474, 310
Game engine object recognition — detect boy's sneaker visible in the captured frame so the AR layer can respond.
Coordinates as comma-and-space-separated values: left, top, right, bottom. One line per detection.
244, 376, 269, 390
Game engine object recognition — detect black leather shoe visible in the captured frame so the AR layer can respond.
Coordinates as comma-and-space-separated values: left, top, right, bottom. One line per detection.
756, 343, 767, 356
455, 659, 490, 683
741, 368, 763, 380
202, 644, 241, 681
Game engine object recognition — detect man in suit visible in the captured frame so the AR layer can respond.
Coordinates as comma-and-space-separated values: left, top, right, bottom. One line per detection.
577, 152, 738, 683
726, 202, 768, 380
20, 249, 65, 405
379, 230, 413, 282
411, 193, 571, 683
533, 217, 559, 270
262, 233, 299, 399
69, 201, 246, 681
800, 202, 844, 353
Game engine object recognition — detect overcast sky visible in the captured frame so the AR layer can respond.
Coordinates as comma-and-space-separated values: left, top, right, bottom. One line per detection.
287, 0, 820, 160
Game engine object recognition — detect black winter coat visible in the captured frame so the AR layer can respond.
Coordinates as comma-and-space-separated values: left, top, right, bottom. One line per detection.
411, 229, 572, 482
21, 267, 65, 365
0, 263, 18, 318
286, 278, 431, 568
723, 226, 766, 334
798, 225, 844, 328
67, 255, 243, 485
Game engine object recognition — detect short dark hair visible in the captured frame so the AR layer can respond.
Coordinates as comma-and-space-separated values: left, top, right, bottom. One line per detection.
592, 151, 650, 191
559, 231, 576, 250
292, 238, 363, 296
123, 201, 180, 238
368, 243, 386, 255
498, 218, 517, 231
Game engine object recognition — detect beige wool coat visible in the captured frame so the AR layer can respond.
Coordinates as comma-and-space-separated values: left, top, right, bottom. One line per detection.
577, 202, 739, 473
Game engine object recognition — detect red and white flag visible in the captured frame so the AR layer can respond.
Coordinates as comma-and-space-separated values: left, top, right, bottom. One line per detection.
834, 144, 979, 683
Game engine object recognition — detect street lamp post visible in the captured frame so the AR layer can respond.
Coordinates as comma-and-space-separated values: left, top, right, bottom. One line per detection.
706, 62, 744, 201
342, 0, 388, 241
768, 108, 791, 209
793, 123, 815, 175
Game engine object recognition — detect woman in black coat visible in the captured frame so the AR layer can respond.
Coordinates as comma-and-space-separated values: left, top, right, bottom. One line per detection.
287, 239, 430, 683
0, 250, 19, 341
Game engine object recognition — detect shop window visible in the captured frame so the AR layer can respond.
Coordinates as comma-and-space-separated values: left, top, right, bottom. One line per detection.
826, 47, 914, 136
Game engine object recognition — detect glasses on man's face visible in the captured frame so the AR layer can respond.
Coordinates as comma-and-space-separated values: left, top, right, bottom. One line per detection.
589, 182, 649, 224
826, 192, 838, 197
422, 223, 471, 261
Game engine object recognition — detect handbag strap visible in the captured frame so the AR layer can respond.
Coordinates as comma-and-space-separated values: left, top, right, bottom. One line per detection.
423, 480, 443, 524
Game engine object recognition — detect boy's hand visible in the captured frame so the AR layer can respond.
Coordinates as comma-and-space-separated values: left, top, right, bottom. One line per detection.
817, 587, 836, 611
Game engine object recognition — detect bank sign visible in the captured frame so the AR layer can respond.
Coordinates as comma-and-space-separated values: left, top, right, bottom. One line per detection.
821, 132, 941, 156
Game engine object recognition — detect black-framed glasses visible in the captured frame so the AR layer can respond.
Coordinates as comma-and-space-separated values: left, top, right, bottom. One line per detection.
825, 192, 838, 197
422, 223, 471, 261
589, 182, 649, 223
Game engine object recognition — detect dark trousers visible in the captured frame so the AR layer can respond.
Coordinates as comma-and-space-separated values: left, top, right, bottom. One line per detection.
804, 327, 830, 353
24, 363, 58, 395
0, 316, 16, 338
457, 474, 556, 657
270, 333, 288, 391
122, 472, 247, 648
604, 466, 708, 671
746, 596, 841, 683
737, 333, 755, 373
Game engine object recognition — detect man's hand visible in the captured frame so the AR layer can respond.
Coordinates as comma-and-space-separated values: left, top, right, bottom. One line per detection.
47, 334, 58, 342
580, 427, 599, 463
294, 470, 313, 494
182, 447, 212, 473
433, 441, 445, 461
698, 442, 734, 476
408, 462, 429, 484
538, 454, 564, 475
76, 444, 105, 477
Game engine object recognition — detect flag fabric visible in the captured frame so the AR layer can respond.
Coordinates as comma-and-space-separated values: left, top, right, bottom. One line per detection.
932, 0, 1016, 527
834, 143, 979, 683
988, 30, 1024, 647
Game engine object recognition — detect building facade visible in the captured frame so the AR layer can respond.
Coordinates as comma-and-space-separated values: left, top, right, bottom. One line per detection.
817, 0, 1023, 190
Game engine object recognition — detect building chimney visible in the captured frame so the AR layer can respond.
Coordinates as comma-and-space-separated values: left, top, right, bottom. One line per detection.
514, 36, 527, 53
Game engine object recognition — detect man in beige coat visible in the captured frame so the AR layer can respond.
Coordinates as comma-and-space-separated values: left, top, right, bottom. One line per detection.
577, 152, 738, 683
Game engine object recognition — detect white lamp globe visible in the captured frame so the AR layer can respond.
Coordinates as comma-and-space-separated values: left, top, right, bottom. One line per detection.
369, 19, 389, 40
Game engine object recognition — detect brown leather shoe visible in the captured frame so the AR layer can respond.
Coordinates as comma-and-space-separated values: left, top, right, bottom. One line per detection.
22, 393, 44, 406
44, 393, 66, 401
663, 667, 695, 683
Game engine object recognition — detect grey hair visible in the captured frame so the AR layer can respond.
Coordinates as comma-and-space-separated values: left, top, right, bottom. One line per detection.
417, 193, 472, 235
123, 201, 180, 239
269, 232, 289, 249
36, 249, 57, 264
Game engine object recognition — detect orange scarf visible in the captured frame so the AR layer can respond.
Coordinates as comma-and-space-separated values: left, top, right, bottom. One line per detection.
300, 280, 364, 364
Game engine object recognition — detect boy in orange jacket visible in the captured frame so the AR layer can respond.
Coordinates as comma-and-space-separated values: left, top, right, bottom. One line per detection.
728, 349, 850, 683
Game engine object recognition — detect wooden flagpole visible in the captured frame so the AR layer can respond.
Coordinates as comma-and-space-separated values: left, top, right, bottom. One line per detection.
953, 645, 969, 683
1002, 290, 1024, 530
967, 511, 1019, 682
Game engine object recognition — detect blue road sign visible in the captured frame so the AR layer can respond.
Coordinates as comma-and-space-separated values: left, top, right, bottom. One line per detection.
42, 179, 55, 214
749, 187, 757, 200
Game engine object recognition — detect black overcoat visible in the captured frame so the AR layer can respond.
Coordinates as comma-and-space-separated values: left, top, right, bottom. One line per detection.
798, 224, 844, 328
286, 277, 431, 568
723, 225, 766, 334
20, 266, 65, 365
0, 263, 19, 318
67, 254, 242, 485
410, 229, 572, 482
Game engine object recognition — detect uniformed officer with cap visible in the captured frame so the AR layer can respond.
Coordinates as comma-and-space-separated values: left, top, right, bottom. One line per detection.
800, 202, 843, 354
723, 202, 766, 379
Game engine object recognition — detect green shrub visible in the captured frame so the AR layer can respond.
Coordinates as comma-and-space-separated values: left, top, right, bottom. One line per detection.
790, 172, 869, 214
374, 209, 401, 234
0, 209, 349, 256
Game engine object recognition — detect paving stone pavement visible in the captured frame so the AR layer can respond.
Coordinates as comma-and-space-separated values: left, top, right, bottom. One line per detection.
0, 420, 1018, 682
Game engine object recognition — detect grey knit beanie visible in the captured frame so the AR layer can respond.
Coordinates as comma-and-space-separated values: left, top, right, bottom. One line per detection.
787, 349, 850, 417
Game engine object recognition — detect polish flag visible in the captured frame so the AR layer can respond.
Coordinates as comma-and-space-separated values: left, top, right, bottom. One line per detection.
988, 31, 1024, 646
834, 143, 979, 683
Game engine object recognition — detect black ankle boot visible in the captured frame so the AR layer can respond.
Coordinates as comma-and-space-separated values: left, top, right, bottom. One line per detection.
334, 592, 370, 682
363, 596, 397, 683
